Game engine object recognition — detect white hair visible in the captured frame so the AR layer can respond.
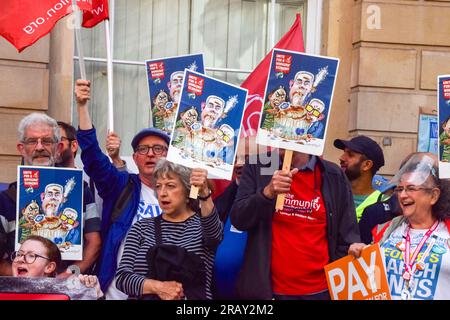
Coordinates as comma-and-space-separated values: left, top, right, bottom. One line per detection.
18, 112, 60, 142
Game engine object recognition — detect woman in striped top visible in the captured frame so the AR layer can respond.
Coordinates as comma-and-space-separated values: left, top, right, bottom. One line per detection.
116, 159, 223, 300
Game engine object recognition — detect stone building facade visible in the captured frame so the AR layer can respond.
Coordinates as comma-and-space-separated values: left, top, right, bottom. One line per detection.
1, 0, 450, 183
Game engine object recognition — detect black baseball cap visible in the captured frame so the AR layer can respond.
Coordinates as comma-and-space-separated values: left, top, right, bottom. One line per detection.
334, 135, 385, 172
131, 128, 170, 151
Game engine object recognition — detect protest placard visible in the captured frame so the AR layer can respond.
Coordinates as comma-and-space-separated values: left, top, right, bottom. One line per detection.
16, 166, 83, 260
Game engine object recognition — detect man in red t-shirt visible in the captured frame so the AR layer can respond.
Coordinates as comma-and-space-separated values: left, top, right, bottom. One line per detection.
230, 150, 360, 300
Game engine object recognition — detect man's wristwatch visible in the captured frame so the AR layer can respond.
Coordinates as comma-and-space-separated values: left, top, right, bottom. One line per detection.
197, 189, 212, 201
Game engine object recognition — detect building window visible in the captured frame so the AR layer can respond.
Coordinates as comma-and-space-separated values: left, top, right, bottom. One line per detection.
73, 0, 320, 156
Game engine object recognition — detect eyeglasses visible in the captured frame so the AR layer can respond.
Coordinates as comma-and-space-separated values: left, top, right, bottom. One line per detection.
305, 105, 321, 117
11, 251, 51, 264
60, 214, 75, 225
135, 144, 167, 155
22, 137, 56, 147
393, 185, 434, 194
216, 129, 231, 143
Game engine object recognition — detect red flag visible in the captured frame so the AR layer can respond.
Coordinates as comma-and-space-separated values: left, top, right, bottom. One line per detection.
0, 0, 73, 52
81, 0, 109, 28
76, 0, 94, 11
241, 13, 305, 137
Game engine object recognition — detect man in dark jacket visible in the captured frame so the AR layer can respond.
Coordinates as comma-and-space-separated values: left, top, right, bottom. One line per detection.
230, 150, 360, 300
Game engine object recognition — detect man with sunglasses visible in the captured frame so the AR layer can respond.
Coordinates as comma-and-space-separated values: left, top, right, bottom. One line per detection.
305, 98, 326, 138
334, 135, 385, 222
74, 79, 170, 299
0, 112, 63, 275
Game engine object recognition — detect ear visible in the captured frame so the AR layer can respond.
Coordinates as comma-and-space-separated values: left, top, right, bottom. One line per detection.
44, 261, 57, 276
41, 193, 45, 201
361, 159, 374, 173
289, 80, 294, 89
74, 221, 80, 228
17, 143, 25, 156
71, 140, 79, 154
318, 114, 325, 121
430, 188, 441, 205
201, 102, 205, 110
167, 81, 171, 90
132, 152, 138, 164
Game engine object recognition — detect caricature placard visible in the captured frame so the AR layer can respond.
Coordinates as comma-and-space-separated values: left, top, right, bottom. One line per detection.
438, 75, 450, 179
15, 166, 83, 260
146, 54, 205, 134
256, 49, 339, 155
167, 70, 248, 180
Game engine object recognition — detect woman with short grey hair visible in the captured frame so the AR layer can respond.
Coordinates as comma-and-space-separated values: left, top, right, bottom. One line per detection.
116, 159, 223, 300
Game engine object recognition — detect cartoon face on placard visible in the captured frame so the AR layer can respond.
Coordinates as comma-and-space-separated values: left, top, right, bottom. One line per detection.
438, 75, 450, 179
257, 49, 339, 156
15, 166, 83, 260
167, 70, 248, 180
146, 54, 205, 134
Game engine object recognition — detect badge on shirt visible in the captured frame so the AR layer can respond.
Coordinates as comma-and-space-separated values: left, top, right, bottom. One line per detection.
396, 240, 405, 251
432, 244, 447, 255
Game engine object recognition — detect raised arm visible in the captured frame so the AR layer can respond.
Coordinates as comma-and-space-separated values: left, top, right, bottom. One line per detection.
75, 79, 94, 130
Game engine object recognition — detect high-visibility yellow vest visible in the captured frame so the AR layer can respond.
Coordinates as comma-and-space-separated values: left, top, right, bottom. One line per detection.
355, 190, 381, 222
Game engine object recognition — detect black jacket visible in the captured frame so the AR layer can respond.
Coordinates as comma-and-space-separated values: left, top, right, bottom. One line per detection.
230, 153, 360, 299
358, 193, 400, 244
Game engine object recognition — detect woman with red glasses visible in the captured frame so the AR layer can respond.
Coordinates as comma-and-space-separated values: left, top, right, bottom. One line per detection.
349, 154, 450, 300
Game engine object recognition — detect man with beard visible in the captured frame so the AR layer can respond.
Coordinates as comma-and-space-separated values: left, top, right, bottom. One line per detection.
275, 72, 314, 140
168, 71, 184, 103
0, 113, 62, 275
334, 135, 385, 222
289, 71, 314, 108
190, 95, 232, 164
159, 71, 184, 133
201, 95, 225, 129
55, 121, 102, 276
40, 183, 64, 217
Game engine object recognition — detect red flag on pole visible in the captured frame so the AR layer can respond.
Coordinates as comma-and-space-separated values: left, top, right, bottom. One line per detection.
241, 13, 305, 137
76, 0, 93, 11
0, 0, 73, 52
81, 0, 109, 28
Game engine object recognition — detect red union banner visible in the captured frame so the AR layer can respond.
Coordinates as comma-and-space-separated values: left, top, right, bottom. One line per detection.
0, 0, 73, 52
82, 0, 109, 28
240, 13, 305, 137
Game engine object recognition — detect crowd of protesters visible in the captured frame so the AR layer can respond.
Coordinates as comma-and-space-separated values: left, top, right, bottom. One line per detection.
0, 78, 449, 301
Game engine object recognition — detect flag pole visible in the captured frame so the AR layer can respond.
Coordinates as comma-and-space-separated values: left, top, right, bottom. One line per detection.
73, 1, 87, 80
105, 18, 114, 132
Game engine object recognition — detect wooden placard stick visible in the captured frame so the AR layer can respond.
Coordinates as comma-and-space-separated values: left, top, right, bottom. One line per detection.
189, 186, 199, 199
275, 149, 293, 210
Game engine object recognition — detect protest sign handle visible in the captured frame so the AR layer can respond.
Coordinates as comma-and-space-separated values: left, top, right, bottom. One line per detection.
189, 186, 199, 199
105, 19, 114, 132
275, 149, 293, 210
73, 3, 86, 80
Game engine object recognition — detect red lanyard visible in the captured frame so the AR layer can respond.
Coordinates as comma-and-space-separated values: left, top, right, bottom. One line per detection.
402, 219, 439, 280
